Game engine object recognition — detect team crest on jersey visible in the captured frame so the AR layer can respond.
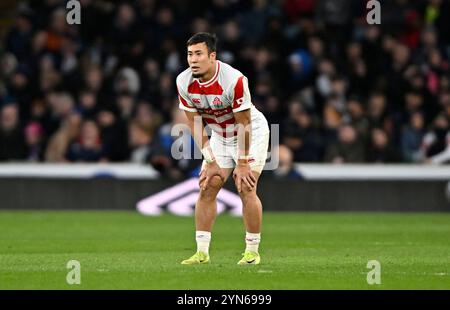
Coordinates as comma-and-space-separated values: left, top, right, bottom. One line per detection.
213, 97, 223, 108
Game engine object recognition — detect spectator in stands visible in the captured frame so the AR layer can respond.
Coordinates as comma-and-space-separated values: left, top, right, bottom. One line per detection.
283, 101, 322, 162
401, 112, 426, 162
134, 102, 163, 135
322, 95, 343, 147
271, 144, 302, 179
83, 65, 104, 96
45, 112, 81, 162
403, 91, 426, 123
367, 128, 402, 163
128, 120, 153, 164
97, 106, 128, 162
116, 93, 135, 121
65, 119, 106, 162
78, 90, 99, 119
0, 103, 27, 160
115, 67, 141, 96
5, 10, 33, 62
24, 121, 45, 162
367, 93, 390, 130
325, 124, 365, 163
346, 95, 369, 141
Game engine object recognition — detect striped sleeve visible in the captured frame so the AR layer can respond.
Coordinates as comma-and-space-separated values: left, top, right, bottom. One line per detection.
176, 79, 197, 113
230, 76, 252, 113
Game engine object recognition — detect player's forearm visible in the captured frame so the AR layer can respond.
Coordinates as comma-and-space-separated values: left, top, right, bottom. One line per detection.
186, 116, 216, 164
187, 118, 209, 150
237, 125, 251, 158
184, 111, 208, 149
234, 110, 252, 161
184, 111, 214, 163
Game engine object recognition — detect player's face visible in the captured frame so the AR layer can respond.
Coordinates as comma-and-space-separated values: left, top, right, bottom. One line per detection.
187, 43, 216, 78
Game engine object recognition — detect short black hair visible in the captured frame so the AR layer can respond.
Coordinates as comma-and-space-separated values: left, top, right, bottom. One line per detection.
187, 32, 217, 54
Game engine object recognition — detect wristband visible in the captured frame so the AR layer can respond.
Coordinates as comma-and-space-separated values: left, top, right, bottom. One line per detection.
238, 154, 251, 160
201, 146, 215, 164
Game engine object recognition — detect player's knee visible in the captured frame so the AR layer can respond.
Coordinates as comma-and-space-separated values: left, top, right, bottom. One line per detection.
234, 179, 256, 194
238, 184, 257, 203
208, 175, 223, 189
199, 176, 223, 200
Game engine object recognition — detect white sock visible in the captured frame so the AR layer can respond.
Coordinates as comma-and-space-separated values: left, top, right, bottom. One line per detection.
245, 232, 261, 253
196, 231, 211, 255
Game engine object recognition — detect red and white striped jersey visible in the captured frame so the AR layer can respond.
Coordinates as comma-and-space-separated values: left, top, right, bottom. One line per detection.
176, 60, 268, 138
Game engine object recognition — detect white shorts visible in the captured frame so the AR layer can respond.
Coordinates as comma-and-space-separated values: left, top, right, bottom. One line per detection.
201, 128, 270, 174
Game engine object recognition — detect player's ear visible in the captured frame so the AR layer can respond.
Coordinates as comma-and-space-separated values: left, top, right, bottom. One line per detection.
209, 51, 216, 62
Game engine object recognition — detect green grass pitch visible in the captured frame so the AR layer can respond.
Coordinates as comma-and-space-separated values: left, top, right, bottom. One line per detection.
0, 211, 449, 289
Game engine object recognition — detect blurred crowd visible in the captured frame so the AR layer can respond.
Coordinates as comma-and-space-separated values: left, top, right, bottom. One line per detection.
1, 0, 449, 179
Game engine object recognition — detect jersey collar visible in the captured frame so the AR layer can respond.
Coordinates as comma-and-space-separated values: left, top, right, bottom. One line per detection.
196, 61, 220, 87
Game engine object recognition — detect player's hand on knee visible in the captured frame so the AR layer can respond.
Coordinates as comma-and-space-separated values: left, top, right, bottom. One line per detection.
233, 162, 256, 193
